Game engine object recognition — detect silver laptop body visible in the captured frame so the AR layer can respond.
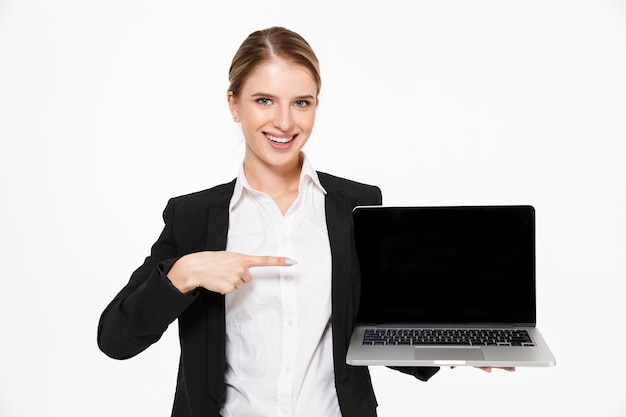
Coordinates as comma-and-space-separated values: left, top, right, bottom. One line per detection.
346, 205, 556, 367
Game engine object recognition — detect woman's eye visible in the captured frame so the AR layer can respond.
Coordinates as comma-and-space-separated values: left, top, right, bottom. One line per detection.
294, 100, 310, 108
256, 98, 273, 106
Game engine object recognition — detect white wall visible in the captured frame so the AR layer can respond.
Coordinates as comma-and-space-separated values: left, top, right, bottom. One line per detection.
1, 1, 625, 416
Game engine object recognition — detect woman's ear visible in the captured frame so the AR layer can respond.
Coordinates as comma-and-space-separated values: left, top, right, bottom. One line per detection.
227, 91, 240, 122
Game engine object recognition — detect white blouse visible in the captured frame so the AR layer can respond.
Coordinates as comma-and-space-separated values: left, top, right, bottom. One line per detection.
222, 155, 341, 417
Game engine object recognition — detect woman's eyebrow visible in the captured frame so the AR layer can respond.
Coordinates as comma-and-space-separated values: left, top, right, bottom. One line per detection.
251, 92, 275, 98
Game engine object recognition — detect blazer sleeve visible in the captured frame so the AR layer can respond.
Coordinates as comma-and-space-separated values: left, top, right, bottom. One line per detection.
97, 198, 197, 360
388, 365, 440, 381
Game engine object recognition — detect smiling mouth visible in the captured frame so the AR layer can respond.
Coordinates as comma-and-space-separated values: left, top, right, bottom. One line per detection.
265, 133, 296, 144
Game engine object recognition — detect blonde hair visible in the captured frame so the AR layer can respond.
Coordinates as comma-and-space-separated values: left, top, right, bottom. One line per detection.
228, 27, 321, 98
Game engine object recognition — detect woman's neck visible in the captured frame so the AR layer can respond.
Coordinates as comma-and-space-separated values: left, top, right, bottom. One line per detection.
243, 153, 303, 215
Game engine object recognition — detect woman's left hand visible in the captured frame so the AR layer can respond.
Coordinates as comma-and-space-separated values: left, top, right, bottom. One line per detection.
451, 366, 516, 372
475, 366, 516, 372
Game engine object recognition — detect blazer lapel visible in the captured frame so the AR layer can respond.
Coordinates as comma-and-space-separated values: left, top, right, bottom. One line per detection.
324, 189, 353, 381
202, 182, 235, 403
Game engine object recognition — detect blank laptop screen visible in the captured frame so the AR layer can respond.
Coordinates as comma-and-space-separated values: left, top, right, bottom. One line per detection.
353, 206, 536, 326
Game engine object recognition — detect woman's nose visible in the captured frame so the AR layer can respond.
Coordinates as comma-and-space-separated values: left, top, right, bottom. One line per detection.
273, 106, 294, 131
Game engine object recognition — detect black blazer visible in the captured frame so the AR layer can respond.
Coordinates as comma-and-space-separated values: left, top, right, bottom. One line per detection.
98, 172, 438, 417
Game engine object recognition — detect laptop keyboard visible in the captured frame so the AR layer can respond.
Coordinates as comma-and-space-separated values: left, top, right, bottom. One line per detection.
362, 328, 535, 346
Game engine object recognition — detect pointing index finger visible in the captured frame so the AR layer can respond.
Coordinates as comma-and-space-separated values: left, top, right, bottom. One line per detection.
244, 255, 298, 268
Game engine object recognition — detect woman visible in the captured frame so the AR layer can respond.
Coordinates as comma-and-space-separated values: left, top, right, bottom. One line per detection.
97, 26, 439, 417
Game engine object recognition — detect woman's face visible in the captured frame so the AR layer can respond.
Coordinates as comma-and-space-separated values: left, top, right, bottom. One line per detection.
228, 57, 318, 172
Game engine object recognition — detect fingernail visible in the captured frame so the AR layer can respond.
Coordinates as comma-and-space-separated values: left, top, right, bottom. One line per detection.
285, 258, 298, 266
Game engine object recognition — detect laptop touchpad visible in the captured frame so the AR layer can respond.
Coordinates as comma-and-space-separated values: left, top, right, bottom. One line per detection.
414, 348, 484, 361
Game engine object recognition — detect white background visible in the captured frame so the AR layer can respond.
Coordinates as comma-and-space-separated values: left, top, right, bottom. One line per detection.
1, 1, 625, 416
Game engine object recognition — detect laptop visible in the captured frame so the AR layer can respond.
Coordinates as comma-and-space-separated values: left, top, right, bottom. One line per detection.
346, 205, 556, 367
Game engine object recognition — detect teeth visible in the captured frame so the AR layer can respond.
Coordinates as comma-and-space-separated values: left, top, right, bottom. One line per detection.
266, 134, 294, 144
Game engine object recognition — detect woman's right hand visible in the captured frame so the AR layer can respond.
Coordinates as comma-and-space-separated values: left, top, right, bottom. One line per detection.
167, 251, 296, 294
